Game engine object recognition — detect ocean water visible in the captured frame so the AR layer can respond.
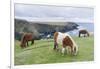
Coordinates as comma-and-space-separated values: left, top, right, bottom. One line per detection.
67, 23, 94, 36
77, 23, 94, 32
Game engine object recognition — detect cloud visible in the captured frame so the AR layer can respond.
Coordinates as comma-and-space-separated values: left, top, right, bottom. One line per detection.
15, 4, 94, 23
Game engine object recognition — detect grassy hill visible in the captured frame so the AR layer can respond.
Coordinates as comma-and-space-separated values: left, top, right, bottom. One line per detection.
14, 36, 94, 65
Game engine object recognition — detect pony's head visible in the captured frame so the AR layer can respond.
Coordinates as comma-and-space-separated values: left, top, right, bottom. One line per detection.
20, 39, 26, 48
20, 42, 25, 48
73, 44, 78, 55
20, 34, 26, 48
87, 31, 90, 36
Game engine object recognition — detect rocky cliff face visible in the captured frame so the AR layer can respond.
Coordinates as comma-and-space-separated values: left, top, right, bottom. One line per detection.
15, 19, 78, 40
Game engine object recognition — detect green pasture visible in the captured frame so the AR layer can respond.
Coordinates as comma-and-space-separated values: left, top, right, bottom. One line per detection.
14, 36, 94, 65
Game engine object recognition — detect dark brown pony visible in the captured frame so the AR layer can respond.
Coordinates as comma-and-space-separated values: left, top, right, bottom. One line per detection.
20, 33, 34, 48
79, 29, 89, 37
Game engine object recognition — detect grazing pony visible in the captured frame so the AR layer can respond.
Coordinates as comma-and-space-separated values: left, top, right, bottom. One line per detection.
54, 32, 78, 55
79, 29, 89, 37
20, 33, 34, 48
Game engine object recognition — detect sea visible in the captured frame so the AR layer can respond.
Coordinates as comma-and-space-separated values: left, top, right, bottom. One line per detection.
67, 22, 94, 36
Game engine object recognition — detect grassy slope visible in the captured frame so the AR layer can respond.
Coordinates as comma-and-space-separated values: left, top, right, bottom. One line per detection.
14, 36, 94, 65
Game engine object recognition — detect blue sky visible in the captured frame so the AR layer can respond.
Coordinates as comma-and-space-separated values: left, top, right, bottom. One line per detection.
15, 4, 94, 23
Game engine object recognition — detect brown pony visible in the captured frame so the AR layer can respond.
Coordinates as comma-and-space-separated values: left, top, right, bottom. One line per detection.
20, 33, 34, 48
54, 32, 78, 55
79, 29, 89, 37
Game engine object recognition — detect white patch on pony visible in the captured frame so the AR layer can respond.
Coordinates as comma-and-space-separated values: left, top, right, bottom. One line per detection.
62, 47, 65, 54
66, 46, 71, 54
57, 32, 67, 45
57, 32, 78, 55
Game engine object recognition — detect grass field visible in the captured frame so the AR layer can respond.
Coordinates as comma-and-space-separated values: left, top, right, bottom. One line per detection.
14, 36, 94, 65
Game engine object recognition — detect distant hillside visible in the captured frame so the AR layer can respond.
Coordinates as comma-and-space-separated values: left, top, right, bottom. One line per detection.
15, 19, 78, 33
15, 18, 78, 40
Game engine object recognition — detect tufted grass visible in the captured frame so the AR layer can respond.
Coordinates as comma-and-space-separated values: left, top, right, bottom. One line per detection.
14, 36, 94, 65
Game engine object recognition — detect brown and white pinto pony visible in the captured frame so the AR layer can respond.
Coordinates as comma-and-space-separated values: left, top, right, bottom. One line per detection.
20, 33, 34, 48
79, 29, 89, 37
54, 32, 78, 55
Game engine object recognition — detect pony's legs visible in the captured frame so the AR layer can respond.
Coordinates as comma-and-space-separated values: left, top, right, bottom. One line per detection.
27, 41, 29, 46
31, 40, 34, 45
84, 34, 86, 37
56, 44, 59, 51
24, 42, 27, 48
53, 42, 56, 50
79, 33, 81, 37
62, 47, 65, 55
53, 42, 58, 50
70, 46, 74, 55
